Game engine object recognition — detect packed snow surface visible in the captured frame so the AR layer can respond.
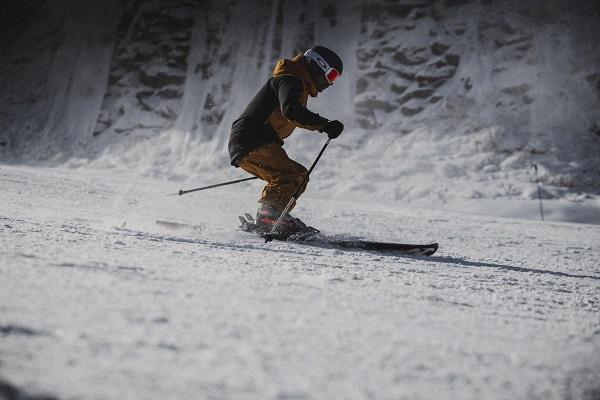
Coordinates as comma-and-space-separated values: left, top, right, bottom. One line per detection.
1, 165, 599, 399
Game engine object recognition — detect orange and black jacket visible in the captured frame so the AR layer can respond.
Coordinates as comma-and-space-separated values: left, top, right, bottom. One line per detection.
228, 54, 329, 166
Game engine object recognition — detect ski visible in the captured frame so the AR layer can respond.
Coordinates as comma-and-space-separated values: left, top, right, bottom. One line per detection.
239, 214, 438, 256
308, 239, 438, 256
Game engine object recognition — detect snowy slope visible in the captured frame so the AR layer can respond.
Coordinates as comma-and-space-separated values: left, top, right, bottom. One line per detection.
1, 166, 599, 399
1, 0, 599, 224
2, 2, 600, 399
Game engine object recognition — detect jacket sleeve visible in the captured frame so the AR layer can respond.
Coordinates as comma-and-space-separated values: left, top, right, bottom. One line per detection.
271, 75, 329, 130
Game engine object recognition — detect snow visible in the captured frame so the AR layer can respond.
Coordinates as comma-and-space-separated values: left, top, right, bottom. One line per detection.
1, 165, 599, 399
1, 1, 600, 398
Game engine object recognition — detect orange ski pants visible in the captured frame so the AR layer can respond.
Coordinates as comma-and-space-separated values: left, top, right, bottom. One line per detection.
238, 143, 308, 212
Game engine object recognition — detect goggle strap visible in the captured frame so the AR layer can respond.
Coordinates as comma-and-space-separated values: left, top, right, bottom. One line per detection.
305, 49, 337, 74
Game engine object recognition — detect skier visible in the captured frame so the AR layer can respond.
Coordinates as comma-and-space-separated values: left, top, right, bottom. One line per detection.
229, 45, 344, 236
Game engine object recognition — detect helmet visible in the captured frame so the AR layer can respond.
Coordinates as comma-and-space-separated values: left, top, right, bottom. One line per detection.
304, 45, 343, 85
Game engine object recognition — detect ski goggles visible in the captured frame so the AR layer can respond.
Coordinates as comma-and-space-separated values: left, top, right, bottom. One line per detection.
304, 49, 341, 85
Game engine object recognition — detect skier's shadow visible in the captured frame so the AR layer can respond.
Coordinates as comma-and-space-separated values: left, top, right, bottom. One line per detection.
270, 239, 595, 280
424, 255, 600, 281
296, 239, 599, 281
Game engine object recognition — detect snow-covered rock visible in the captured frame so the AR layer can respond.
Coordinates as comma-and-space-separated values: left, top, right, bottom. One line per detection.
1, 0, 599, 222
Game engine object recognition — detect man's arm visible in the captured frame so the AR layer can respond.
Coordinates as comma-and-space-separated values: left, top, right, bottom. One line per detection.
272, 75, 329, 129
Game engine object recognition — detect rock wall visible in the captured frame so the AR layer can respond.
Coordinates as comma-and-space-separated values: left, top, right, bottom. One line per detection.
1, 0, 599, 195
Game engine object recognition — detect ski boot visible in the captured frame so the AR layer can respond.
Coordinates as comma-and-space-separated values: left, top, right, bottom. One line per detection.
255, 204, 319, 240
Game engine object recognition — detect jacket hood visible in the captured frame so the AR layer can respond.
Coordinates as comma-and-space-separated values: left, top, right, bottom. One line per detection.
272, 54, 318, 97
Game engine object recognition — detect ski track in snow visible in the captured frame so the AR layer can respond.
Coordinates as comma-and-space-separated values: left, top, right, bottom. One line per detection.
1, 166, 599, 400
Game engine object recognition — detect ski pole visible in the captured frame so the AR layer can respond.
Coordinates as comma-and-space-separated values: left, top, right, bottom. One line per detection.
533, 164, 544, 221
177, 176, 258, 196
265, 138, 331, 243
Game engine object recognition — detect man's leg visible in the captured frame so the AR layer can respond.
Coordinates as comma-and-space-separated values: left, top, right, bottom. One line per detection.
238, 143, 308, 212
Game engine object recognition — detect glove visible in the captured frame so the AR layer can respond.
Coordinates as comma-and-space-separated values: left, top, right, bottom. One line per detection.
320, 120, 344, 139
